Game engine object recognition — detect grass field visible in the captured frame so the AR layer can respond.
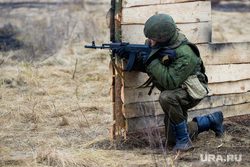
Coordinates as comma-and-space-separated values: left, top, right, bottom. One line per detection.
0, 0, 249, 166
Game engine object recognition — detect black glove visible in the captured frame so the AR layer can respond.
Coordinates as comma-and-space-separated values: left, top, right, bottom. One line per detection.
158, 49, 176, 62
143, 49, 176, 66
141, 52, 150, 64
144, 55, 158, 66
116, 47, 130, 59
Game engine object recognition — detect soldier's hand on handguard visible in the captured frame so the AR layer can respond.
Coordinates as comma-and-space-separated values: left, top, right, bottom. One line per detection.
116, 47, 130, 59
143, 49, 176, 66
143, 53, 157, 66
142, 52, 150, 65
158, 49, 176, 65
158, 49, 176, 62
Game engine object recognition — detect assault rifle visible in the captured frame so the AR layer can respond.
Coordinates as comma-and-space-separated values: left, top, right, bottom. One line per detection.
85, 41, 176, 72
85, 41, 151, 72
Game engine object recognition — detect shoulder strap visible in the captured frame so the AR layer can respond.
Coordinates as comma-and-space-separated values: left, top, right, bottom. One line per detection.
187, 43, 201, 57
183, 41, 208, 83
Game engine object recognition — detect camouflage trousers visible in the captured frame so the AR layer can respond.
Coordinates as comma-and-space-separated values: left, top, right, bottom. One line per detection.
159, 88, 202, 146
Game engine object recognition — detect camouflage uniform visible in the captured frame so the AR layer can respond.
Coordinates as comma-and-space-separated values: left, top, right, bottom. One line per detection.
132, 14, 208, 146
123, 14, 224, 150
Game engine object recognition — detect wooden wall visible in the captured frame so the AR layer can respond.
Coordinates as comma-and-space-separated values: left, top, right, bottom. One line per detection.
116, 0, 250, 134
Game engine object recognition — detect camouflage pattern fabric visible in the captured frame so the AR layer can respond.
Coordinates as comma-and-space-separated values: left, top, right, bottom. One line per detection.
159, 88, 200, 145
131, 14, 208, 143
144, 14, 178, 43
146, 43, 207, 90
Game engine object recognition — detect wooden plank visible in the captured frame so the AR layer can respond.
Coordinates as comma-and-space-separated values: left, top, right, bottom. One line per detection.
121, 86, 160, 105
161, 0, 205, 4
122, 22, 211, 44
206, 64, 250, 83
122, 92, 250, 118
122, 100, 163, 118
121, 71, 150, 88
122, 1, 211, 24
122, 0, 204, 7
122, 0, 160, 7
188, 103, 250, 121
122, 63, 250, 88
191, 92, 250, 111
126, 103, 250, 131
122, 79, 250, 104
198, 42, 250, 65
208, 80, 250, 95
122, 25, 147, 44
126, 115, 165, 132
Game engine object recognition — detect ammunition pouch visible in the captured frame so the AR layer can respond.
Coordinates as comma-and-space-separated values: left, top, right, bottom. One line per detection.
181, 75, 207, 99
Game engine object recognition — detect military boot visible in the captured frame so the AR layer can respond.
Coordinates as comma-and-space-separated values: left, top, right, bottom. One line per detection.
171, 120, 191, 151
193, 111, 224, 137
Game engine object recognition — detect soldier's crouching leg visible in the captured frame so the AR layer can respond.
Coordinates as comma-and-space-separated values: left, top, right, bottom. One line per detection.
159, 88, 201, 146
164, 115, 176, 146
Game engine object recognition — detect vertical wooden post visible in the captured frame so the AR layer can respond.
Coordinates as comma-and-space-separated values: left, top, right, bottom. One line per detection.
110, 0, 116, 139
110, 0, 125, 139
110, 63, 116, 139
114, 0, 125, 137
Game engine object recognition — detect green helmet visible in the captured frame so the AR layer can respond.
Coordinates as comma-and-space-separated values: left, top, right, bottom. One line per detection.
144, 14, 177, 43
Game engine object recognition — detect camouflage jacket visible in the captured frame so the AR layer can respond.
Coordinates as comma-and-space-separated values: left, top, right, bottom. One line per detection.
132, 33, 208, 91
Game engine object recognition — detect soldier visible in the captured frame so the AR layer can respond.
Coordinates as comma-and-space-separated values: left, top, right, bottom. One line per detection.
118, 14, 224, 151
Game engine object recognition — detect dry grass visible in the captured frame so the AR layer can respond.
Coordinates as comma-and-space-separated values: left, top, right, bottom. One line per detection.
0, 0, 250, 167
0, 1, 115, 166
0, 44, 114, 166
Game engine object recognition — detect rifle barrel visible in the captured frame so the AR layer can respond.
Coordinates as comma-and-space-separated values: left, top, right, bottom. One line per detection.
84, 45, 110, 49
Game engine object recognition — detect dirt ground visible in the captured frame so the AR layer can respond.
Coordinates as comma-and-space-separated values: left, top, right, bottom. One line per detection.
0, 0, 249, 167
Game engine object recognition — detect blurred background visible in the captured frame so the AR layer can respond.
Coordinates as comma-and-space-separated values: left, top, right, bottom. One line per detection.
0, 0, 110, 62
0, 0, 249, 62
